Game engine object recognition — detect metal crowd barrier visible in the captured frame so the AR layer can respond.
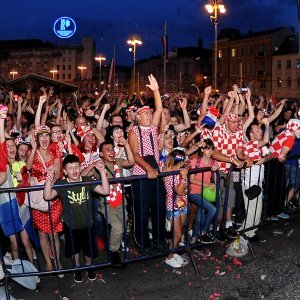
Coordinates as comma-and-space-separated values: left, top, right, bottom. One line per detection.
0, 167, 220, 299
0, 157, 299, 298
220, 154, 300, 240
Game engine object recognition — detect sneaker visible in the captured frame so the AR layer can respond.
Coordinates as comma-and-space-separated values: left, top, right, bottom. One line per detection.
87, 270, 96, 281
165, 256, 182, 268
173, 253, 184, 264
277, 212, 290, 220
225, 226, 238, 239
200, 234, 213, 244
74, 271, 83, 283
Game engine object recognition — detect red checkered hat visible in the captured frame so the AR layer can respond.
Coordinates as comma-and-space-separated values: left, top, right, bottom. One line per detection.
226, 113, 239, 121
286, 119, 300, 132
35, 125, 50, 136
136, 106, 151, 115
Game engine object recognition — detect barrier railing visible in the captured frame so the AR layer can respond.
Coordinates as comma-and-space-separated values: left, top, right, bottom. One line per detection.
220, 154, 300, 240
0, 156, 299, 298
0, 167, 220, 299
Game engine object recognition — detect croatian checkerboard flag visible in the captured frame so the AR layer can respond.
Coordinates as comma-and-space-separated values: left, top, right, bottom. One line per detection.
197, 105, 220, 128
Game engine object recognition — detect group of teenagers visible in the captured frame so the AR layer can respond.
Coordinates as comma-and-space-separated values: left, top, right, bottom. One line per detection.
0, 74, 299, 280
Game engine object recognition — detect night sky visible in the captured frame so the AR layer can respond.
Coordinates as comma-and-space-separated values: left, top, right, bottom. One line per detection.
0, 0, 298, 65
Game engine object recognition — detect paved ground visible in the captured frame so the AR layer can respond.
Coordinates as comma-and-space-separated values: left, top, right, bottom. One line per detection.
5, 215, 300, 300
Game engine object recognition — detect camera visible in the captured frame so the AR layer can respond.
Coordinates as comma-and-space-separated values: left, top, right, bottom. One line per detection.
239, 88, 248, 93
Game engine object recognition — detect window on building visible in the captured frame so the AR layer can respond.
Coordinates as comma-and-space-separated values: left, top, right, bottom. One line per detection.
277, 60, 281, 69
68, 65, 71, 70
62, 74, 65, 80
218, 50, 222, 58
249, 63, 254, 74
63, 58, 65, 62
287, 60, 291, 69
240, 47, 244, 57
287, 77, 291, 87
277, 77, 282, 88
231, 48, 236, 57
260, 80, 266, 88
56, 74, 59, 80
68, 74, 71, 80
63, 65, 66, 71
249, 46, 254, 56
57, 65, 60, 70
69, 58, 71, 62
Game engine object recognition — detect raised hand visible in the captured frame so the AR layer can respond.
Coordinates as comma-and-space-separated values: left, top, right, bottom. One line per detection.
204, 86, 212, 96
146, 74, 159, 91
179, 98, 187, 110
94, 160, 105, 173
39, 95, 47, 105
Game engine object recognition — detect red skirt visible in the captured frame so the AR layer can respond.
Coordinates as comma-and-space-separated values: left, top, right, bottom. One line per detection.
32, 199, 63, 233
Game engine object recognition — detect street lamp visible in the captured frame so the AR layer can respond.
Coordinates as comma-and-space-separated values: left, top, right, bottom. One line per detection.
9, 71, 18, 80
50, 70, 58, 80
205, 0, 226, 90
127, 35, 142, 93
77, 65, 87, 79
95, 55, 106, 89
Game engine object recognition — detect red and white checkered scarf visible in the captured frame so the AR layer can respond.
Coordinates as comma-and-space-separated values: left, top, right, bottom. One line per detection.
106, 160, 123, 208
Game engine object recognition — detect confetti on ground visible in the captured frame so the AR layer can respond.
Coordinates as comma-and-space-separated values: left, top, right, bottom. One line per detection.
188, 281, 192, 286
172, 269, 181, 275
261, 275, 266, 280
287, 229, 294, 237
273, 229, 283, 235
214, 270, 226, 276
236, 274, 241, 279
233, 258, 242, 266
209, 292, 222, 299
96, 273, 106, 284
142, 270, 148, 273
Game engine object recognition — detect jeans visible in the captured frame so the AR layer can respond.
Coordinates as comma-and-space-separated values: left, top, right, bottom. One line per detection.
190, 194, 216, 237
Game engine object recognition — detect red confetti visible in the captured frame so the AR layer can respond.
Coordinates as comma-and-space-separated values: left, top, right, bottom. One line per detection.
236, 274, 241, 279
188, 282, 192, 286
214, 293, 221, 297
164, 269, 168, 272
227, 265, 232, 271
233, 258, 242, 266
142, 270, 148, 273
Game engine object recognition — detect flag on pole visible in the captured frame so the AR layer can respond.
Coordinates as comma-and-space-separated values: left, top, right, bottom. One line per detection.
161, 34, 168, 62
108, 56, 115, 85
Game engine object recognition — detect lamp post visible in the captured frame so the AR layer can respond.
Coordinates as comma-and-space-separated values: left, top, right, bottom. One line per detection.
205, 0, 226, 90
77, 65, 87, 80
9, 71, 18, 80
95, 55, 106, 90
50, 70, 58, 80
127, 35, 142, 93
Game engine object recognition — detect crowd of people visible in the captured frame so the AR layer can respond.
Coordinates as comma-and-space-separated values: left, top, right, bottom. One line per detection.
0, 74, 299, 281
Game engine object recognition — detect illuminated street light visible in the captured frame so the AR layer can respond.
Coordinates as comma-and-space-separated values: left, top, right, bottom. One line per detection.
50, 69, 58, 80
9, 71, 18, 80
205, 0, 226, 90
95, 55, 106, 90
77, 65, 87, 79
127, 35, 142, 93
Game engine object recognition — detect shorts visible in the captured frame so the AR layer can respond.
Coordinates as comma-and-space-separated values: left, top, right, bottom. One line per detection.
64, 224, 97, 259
0, 198, 23, 237
285, 164, 300, 188
166, 207, 187, 220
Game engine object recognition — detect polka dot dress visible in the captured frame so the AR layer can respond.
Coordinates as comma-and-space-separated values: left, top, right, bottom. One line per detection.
31, 151, 63, 233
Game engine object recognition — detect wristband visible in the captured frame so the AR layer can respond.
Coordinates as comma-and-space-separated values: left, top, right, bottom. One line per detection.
46, 173, 55, 182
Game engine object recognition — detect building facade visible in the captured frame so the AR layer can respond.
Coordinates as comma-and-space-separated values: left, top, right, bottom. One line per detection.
215, 27, 293, 95
135, 39, 212, 93
272, 34, 300, 100
0, 37, 95, 84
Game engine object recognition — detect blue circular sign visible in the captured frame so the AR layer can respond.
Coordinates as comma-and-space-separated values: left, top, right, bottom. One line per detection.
53, 17, 76, 39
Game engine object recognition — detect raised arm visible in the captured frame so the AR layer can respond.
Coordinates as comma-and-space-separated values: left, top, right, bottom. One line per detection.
93, 160, 110, 195
173, 98, 191, 132
15, 96, 23, 132
242, 89, 254, 131
197, 86, 211, 127
146, 74, 162, 127
34, 95, 47, 128
269, 99, 286, 124
118, 137, 135, 168
258, 118, 269, 148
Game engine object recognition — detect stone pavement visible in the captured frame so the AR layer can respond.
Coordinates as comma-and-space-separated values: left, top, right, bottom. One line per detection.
6, 215, 300, 300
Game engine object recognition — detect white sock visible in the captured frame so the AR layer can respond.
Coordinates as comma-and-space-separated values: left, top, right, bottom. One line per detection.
226, 221, 233, 228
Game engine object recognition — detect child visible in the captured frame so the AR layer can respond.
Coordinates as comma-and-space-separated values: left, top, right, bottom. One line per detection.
163, 149, 189, 268
189, 139, 218, 244
44, 154, 109, 283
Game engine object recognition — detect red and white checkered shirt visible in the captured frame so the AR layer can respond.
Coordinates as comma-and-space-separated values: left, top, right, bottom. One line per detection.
164, 174, 187, 212
200, 127, 213, 140
269, 130, 295, 158
131, 125, 160, 175
244, 140, 261, 161
212, 124, 245, 173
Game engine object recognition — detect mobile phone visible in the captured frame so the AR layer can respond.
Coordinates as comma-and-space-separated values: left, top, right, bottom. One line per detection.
239, 88, 248, 93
